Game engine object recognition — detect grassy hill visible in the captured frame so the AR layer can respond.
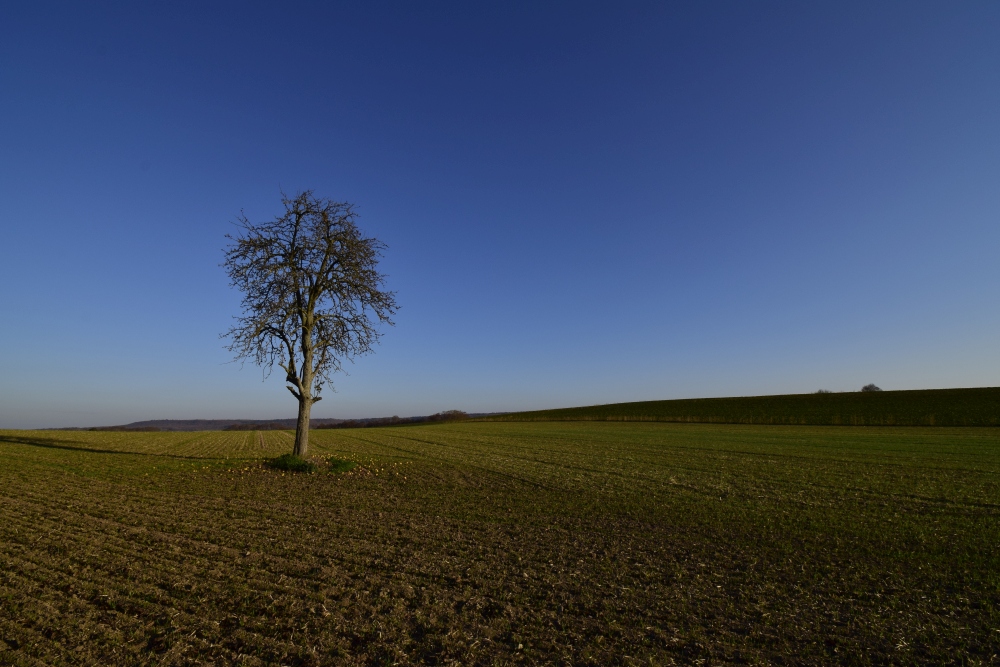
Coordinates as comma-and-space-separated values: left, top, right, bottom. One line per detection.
482, 386, 1000, 426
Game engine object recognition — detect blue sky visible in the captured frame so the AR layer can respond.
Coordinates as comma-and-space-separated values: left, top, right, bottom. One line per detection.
1, 2, 998, 428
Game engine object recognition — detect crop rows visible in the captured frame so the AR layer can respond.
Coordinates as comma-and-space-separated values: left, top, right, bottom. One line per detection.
0, 429, 303, 460
0, 423, 998, 665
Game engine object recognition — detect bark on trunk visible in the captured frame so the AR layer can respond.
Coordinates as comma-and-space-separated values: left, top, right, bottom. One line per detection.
293, 398, 311, 457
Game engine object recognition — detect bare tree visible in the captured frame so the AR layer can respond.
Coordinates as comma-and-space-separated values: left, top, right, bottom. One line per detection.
223, 191, 397, 457
861, 384, 882, 392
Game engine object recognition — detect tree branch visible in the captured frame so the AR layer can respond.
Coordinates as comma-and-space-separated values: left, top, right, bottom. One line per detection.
223, 191, 398, 408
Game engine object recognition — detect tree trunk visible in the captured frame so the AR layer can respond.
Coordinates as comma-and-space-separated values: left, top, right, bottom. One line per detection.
293, 397, 311, 457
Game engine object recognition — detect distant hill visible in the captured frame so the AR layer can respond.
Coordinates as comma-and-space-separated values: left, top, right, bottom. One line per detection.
106, 418, 343, 432
58, 413, 504, 431
479, 387, 1000, 427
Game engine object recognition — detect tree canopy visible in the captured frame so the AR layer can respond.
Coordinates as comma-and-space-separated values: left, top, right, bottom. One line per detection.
223, 191, 397, 456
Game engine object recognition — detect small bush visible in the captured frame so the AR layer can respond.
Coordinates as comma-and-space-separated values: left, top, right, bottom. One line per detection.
861, 384, 882, 393
268, 454, 317, 473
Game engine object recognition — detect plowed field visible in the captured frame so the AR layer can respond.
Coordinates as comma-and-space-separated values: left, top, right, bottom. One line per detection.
0, 423, 998, 665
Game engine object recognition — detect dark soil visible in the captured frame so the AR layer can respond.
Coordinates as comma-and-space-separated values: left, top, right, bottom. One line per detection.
0, 423, 997, 665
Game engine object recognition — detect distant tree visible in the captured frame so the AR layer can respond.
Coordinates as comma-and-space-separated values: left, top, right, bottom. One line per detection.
815, 389, 832, 394
861, 384, 882, 392
223, 191, 397, 457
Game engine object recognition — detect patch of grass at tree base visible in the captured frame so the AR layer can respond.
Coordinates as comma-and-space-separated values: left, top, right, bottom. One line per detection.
267, 453, 356, 473
268, 453, 317, 473
326, 457, 357, 473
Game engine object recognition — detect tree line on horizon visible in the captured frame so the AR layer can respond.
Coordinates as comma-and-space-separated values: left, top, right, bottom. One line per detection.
220, 411, 469, 431
315, 410, 469, 430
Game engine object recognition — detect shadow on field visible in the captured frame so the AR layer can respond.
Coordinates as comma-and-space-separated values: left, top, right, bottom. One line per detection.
0, 435, 203, 460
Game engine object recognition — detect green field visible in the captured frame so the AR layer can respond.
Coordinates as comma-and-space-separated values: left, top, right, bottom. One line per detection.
483, 386, 1000, 426
1, 423, 998, 665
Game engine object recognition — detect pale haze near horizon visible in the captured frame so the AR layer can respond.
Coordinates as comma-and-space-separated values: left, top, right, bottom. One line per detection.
1, 2, 998, 429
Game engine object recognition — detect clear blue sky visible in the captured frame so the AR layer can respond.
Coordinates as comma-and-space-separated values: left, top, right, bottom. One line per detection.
1, 2, 998, 428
